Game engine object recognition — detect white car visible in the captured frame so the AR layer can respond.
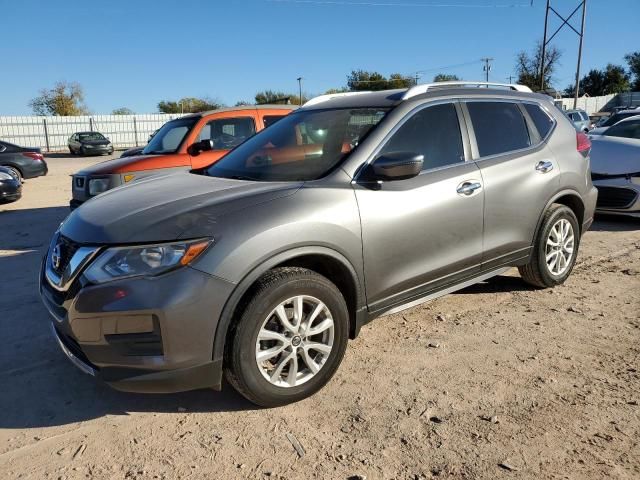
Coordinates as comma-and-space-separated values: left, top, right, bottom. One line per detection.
589, 110, 640, 136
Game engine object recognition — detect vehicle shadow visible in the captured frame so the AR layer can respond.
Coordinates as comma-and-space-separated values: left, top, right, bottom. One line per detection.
456, 273, 536, 295
590, 215, 640, 232
0, 206, 256, 429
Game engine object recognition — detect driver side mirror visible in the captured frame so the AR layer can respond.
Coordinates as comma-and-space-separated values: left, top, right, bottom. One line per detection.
189, 139, 214, 155
367, 151, 424, 181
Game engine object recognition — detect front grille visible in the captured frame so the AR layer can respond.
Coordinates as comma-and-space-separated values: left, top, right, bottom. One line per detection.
596, 186, 638, 209
54, 235, 81, 274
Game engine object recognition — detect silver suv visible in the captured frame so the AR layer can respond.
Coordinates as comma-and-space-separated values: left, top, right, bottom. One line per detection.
40, 82, 598, 406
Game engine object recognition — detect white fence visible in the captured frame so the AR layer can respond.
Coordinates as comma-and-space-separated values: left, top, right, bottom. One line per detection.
0, 114, 183, 152
556, 94, 616, 115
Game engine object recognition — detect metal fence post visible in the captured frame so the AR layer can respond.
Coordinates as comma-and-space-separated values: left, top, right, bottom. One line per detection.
89, 117, 93, 132
42, 118, 50, 152
133, 117, 138, 147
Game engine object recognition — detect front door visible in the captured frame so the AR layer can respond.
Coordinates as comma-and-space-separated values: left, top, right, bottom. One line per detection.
354, 102, 484, 314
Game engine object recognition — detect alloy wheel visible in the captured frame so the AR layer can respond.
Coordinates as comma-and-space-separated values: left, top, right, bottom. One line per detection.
545, 218, 574, 276
255, 295, 334, 388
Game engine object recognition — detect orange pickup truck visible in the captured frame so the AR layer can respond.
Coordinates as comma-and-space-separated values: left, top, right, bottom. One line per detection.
70, 105, 297, 209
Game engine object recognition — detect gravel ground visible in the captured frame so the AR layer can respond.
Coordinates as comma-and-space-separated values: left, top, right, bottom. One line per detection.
0, 154, 639, 480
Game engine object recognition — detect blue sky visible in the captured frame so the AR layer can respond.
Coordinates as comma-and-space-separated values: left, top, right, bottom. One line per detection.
1, 0, 638, 115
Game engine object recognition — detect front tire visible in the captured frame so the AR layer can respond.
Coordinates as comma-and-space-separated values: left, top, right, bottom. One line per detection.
225, 267, 349, 407
519, 204, 580, 288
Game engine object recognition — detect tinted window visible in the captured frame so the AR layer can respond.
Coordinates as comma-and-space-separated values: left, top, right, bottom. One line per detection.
524, 103, 554, 138
379, 103, 464, 171
468, 102, 531, 157
78, 132, 106, 141
263, 115, 285, 128
581, 112, 589, 121
198, 117, 256, 149
603, 119, 640, 139
602, 112, 637, 127
0, 141, 19, 152
205, 108, 388, 181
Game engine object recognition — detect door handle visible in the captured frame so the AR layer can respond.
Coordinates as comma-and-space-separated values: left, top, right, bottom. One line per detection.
456, 181, 482, 196
535, 160, 554, 173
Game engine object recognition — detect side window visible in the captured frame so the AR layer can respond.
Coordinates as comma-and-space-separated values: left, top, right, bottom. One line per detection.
581, 112, 589, 121
524, 103, 554, 139
604, 120, 640, 140
263, 115, 285, 128
467, 102, 531, 157
378, 103, 464, 171
198, 117, 256, 149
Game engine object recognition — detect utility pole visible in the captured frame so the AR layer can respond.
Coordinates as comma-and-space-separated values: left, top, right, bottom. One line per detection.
297, 77, 303, 106
539, 0, 587, 103
481, 58, 493, 83
507, 75, 514, 84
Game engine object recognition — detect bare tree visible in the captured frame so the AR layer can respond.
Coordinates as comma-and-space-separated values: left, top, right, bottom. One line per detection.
515, 42, 561, 91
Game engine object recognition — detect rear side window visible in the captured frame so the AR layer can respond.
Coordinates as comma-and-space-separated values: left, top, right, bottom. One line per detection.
467, 102, 531, 157
603, 119, 640, 140
198, 117, 256, 149
263, 115, 285, 128
379, 103, 464, 171
524, 103, 554, 139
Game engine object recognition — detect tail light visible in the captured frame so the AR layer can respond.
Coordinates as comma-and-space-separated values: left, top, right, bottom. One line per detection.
22, 152, 44, 162
576, 131, 591, 157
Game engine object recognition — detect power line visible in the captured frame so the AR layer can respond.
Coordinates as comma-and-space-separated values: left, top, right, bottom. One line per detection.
267, 0, 532, 7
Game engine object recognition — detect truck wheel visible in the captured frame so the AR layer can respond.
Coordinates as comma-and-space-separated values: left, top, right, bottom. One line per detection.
225, 267, 349, 407
519, 204, 580, 288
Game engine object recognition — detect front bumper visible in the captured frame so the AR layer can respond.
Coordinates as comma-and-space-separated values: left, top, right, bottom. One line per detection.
40, 256, 236, 393
592, 176, 640, 217
0, 182, 21, 202
81, 146, 114, 155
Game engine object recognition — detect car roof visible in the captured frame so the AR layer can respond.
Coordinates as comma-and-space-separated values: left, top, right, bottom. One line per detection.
300, 83, 551, 111
615, 108, 640, 114
616, 114, 640, 123
181, 104, 299, 118
75, 131, 104, 135
565, 109, 587, 114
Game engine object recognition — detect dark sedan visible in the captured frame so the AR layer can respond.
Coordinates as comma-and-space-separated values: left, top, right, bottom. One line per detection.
68, 132, 114, 156
0, 166, 22, 203
0, 140, 48, 181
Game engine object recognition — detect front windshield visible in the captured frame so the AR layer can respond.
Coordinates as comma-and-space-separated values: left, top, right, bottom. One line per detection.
205, 108, 389, 181
79, 132, 105, 141
602, 112, 636, 127
143, 116, 199, 154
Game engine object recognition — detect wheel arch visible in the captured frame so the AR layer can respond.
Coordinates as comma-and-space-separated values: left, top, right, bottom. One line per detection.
533, 189, 585, 244
212, 246, 365, 368
1, 162, 23, 177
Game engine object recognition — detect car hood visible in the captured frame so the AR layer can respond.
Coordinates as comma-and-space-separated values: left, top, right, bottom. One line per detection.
590, 136, 640, 175
61, 172, 301, 244
75, 153, 185, 175
81, 139, 111, 146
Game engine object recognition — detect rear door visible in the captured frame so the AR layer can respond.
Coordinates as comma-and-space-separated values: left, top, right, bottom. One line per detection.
354, 101, 484, 313
463, 100, 560, 270
189, 113, 257, 169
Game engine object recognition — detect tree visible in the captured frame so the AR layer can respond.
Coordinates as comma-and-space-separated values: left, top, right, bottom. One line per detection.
433, 73, 460, 82
235, 100, 252, 106
565, 64, 630, 97
625, 51, 640, 90
346, 70, 413, 91
29, 81, 89, 116
112, 107, 134, 115
254, 90, 308, 105
157, 97, 222, 113
324, 87, 350, 94
515, 42, 561, 91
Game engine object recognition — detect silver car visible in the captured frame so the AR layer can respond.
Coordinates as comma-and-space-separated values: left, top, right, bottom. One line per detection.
39, 82, 598, 406
565, 108, 591, 133
591, 116, 640, 217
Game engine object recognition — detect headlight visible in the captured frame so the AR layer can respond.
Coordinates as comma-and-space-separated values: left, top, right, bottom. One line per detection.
89, 178, 110, 195
83, 239, 212, 284
0, 172, 14, 181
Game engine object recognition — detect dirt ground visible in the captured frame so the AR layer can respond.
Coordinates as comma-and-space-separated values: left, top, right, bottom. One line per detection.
0, 153, 639, 480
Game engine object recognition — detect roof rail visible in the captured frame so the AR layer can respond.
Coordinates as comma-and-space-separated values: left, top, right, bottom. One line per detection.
402, 81, 532, 100
303, 91, 372, 107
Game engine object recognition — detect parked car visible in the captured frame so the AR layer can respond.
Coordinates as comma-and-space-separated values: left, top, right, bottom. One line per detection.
68, 132, 114, 156
0, 140, 48, 181
120, 130, 159, 158
590, 118, 640, 217
69, 106, 296, 209
565, 109, 591, 132
0, 166, 22, 203
40, 82, 597, 406
589, 109, 640, 135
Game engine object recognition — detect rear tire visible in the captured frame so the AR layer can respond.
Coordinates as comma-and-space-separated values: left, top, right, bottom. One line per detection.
224, 267, 349, 407
519, 204, 580, 288
6, 167, 22, 182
